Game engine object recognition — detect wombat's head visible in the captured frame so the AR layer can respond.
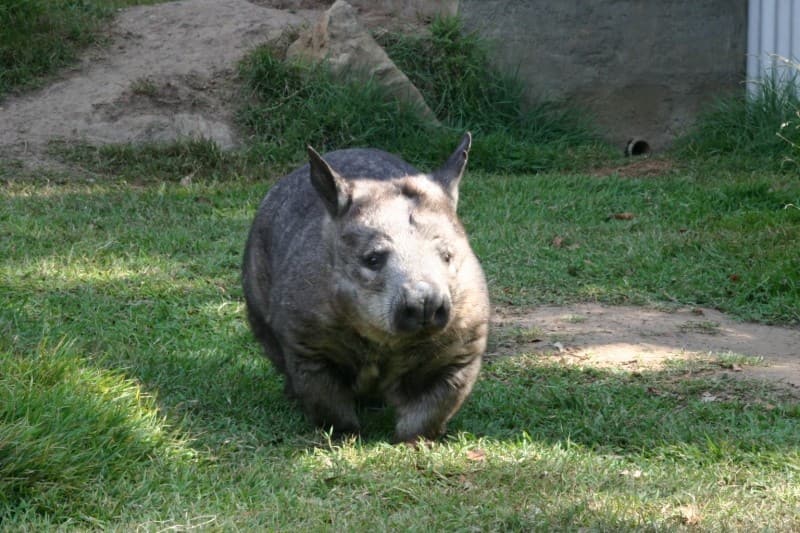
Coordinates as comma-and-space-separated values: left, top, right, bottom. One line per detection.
308, 134, 478, 343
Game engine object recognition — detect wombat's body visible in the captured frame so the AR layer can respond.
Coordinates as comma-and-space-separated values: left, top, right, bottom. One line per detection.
242, 134, 489, 442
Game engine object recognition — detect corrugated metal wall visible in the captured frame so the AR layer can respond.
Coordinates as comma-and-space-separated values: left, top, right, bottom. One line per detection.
747, 0, 800, 91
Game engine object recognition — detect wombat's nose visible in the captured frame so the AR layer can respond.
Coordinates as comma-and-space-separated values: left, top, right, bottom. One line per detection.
395, 282, 451, 333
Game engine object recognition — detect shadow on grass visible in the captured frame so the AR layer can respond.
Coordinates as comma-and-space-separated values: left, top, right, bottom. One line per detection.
6, 264, 798, 460
459, 357, 799, 459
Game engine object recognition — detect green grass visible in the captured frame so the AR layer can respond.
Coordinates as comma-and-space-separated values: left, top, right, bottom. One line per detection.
1, 167, 799, 528
466, 168, 800, 323
47, 138, 250, 182
378, 17, 600, 142
0, 0, 162, 100
236, 46, 449, 174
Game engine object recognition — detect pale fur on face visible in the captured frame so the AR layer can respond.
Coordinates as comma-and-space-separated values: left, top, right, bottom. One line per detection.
330, 174, 460, 342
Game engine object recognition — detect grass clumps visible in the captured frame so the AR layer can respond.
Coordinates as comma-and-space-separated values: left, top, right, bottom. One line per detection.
48, 138, 244, 182
378, 16, 613, 172
0, 339, 190, 519
674, 74, 800, 171
238, 17, 611, 174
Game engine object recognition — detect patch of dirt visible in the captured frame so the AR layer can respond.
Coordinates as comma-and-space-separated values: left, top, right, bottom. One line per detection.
490, 304, 800, 393
590, 157, 677, 178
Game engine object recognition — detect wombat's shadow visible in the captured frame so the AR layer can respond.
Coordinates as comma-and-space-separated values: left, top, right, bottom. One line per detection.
6, 274, 787, 455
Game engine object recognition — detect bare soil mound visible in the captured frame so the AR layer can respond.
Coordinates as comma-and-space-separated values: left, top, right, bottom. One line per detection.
0, 0, 319, 162
491, 304, 800, 393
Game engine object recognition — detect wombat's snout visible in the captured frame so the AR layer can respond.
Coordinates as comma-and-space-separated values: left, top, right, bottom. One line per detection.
395, 281, 452, 333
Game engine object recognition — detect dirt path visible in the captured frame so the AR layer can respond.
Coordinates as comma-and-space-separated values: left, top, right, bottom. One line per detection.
1, 0, 798, 392
491, 304, 800, 392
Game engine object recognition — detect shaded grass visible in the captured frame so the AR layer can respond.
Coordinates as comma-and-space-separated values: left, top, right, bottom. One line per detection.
0, 0, 163, 100
1, 177, 799, 528
47, 138, 251, 182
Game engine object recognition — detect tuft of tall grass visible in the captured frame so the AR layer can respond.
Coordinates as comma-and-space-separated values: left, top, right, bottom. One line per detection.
673, 73, 800, 171
377, 17, 611, 171
237, 47, 449, 173
237, 17, 612, 174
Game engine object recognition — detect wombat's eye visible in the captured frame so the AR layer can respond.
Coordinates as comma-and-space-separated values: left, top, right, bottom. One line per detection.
362, 250, 388, 271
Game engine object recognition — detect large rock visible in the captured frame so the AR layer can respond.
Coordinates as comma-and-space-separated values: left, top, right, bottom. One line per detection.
254, 1, 458, 29
287, 0, 438, 122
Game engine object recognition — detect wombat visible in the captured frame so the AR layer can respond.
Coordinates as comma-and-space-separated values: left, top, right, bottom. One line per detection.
242, 133, 489, 442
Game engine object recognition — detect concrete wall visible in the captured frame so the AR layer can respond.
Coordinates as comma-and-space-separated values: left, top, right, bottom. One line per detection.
459, 0, 748, 151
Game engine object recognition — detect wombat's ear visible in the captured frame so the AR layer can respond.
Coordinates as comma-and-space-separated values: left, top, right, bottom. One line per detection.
308, 145, 352, 218
432, 132, 472, 209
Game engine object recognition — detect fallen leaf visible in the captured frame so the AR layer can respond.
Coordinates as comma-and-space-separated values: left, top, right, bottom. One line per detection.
677, 504, 702, 526
458, 474, 474, 489
728, 273, 740, 282
700, 392, 717, 403
721, 363, 743, 372
552, 236, 564, 248
180, 175, 193, 186
552, 341, 565, 353
620, 469, 642, 478
612, 212, 635, 220
466, 449, 486, 462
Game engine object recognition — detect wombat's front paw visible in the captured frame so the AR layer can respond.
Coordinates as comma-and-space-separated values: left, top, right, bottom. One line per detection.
307, 405, 360, 438
394, 418, 446, 444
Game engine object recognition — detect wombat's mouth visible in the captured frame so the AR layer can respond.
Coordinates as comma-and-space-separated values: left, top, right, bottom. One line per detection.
353, 312, 449, 346
393, 289, 452, 334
